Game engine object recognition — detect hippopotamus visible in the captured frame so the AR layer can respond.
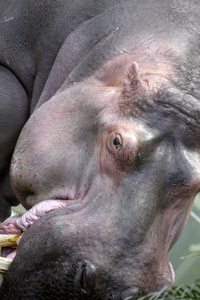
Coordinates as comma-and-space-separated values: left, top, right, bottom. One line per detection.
0, 0, 200, 299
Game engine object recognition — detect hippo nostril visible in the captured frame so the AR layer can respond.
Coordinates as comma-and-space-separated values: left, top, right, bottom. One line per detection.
74, 260, 97, 295
81, 267, 87, 291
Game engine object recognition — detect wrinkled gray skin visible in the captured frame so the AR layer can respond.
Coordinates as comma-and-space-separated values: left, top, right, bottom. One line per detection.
1, 0, 200, 299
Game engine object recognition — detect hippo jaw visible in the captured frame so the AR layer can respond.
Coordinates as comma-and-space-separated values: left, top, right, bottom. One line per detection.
0, 194, 176, 300
2, 169, 189, 299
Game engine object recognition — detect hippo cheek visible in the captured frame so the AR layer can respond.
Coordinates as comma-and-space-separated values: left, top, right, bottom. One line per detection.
9, 88, 99, 209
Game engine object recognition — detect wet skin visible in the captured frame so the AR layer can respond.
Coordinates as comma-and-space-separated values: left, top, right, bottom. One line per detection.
1, 0, 200, 299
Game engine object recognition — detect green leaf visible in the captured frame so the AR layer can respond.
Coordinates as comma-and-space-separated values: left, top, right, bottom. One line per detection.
124, 282, 200, 300
188, 244, 200, 253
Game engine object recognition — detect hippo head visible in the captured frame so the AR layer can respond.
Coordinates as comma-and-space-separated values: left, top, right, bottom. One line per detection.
1, 58, 200, 299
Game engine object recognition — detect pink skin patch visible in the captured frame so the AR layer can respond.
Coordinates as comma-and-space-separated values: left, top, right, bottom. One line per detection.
0, 200, 68, 259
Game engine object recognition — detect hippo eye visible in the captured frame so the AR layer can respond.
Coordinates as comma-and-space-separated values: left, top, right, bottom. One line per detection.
107, 133, 123, 153
113, 137, 121, 149
112, 134, 123, 151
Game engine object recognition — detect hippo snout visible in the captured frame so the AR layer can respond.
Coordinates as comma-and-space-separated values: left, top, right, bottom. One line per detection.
0, 255, 140, 300
0, 258, 98, 300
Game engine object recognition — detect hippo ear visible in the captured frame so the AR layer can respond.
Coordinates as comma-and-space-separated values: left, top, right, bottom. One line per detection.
123, 62, 141, 96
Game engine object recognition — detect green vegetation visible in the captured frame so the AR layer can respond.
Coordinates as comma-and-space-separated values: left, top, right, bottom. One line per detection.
137, 282, 200, 299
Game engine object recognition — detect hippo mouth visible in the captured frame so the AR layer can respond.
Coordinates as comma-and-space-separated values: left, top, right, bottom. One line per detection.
0, 199, 176, 300
0, 200, 70, 263
0, 199, 176, 278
